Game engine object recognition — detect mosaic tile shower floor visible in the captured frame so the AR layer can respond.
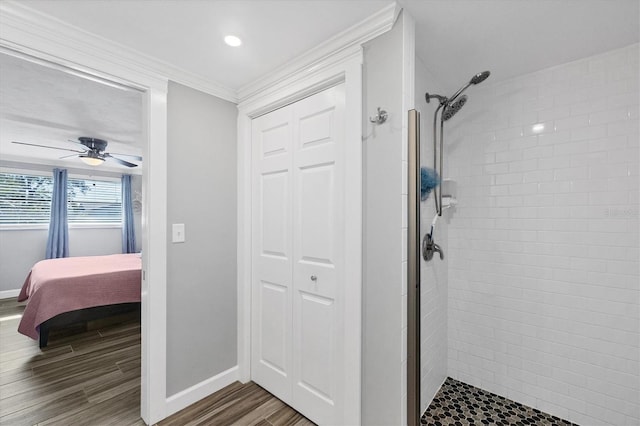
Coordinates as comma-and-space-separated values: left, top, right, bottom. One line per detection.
421, 378, 576, 426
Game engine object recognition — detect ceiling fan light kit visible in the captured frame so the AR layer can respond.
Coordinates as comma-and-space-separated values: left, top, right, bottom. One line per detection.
79, 154, 105, 166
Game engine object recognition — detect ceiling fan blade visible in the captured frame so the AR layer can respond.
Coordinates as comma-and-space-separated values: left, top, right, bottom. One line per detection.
12, 141, 86, 153
109, 152, 143, 161
104, 153, 138, 167
59, 153, 80, 159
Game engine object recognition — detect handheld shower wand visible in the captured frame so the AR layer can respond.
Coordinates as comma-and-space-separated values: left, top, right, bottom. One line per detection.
426, 70, 491, 217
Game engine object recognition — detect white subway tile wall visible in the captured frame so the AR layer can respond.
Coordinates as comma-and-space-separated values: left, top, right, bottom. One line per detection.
446, 44, 639, 425
416, 57, 449, 413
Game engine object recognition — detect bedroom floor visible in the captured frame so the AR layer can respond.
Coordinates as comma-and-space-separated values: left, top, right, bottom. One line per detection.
0, 298, 312, 426
0, 297, 143, 425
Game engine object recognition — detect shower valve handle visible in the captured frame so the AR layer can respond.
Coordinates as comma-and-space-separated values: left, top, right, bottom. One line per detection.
432, 243, 444, 260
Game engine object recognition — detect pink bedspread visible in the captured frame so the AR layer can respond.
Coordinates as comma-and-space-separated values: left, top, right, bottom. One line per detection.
18, 254, 142, 340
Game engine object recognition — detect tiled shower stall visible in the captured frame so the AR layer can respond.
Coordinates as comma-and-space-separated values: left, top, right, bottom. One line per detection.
418, 44, 639, 425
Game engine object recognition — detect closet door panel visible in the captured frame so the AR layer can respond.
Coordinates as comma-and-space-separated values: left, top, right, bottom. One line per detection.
251, 107, 294, 403
292, 84, 345, 425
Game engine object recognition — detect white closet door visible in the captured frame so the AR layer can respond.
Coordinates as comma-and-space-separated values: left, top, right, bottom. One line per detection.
251, 83, 346, 425
251, 106, 294, 402
291, 84, 345, 425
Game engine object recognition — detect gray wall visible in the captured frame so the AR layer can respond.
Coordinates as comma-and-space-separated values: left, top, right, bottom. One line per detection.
166, 81, 237, 397
0, 171, 142, 293
362, 15, 405, 425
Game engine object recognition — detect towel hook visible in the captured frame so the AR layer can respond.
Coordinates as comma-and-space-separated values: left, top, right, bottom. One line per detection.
369, 107, 388, 125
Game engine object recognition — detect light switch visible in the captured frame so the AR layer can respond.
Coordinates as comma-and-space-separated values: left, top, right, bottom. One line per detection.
172, 223, 185, 243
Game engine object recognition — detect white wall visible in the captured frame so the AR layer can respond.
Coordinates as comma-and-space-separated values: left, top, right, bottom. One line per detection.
446, 44, 639, 425
166, 81, 237, 397
415, 56, 449, 413
361, 13, 405, 425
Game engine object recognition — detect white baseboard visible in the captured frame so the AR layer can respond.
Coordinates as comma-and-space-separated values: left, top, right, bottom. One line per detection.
0, 289, 20, 299
164, 365, 239, 418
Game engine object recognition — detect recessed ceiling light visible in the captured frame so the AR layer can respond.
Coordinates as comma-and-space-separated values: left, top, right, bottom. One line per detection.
224, 35, 242, 47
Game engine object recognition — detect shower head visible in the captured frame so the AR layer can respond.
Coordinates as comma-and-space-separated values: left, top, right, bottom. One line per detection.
442, 95, 467, 121
470, 71, 491, 85
448, 70, 492, 104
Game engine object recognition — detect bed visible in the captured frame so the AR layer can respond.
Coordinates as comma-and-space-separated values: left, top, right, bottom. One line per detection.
17, 253, 142, 348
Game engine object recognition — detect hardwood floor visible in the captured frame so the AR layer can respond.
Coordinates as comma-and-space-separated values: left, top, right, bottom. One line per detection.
158, 381, 314, 426
0, 298, 313, 426
0, 297, 143, 426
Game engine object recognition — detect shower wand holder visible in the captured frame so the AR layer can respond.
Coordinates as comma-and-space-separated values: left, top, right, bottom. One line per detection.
422, 233, 443, 261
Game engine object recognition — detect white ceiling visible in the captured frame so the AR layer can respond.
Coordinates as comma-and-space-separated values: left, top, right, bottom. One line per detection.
20, 0, 392, 91
1, 0, 637, 172
0, 52, 143, 172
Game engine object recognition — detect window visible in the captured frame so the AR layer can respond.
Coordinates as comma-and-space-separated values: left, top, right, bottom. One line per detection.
0, 172, 122, 226
0, 173, 53, 225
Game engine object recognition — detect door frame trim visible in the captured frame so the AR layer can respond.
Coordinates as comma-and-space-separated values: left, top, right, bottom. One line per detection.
237, 45, 363, 425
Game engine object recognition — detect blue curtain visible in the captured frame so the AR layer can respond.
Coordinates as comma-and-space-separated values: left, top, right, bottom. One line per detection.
46, 168, 69, 259
122, 175, 137, 253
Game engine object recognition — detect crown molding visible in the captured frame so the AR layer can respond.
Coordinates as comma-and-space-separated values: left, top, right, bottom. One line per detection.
0, 1, 237, 101
238, 46, 362, 117
237, 2, 401, 103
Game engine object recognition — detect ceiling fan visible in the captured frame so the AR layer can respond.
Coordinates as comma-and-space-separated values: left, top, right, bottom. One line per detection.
11, 137, 142, 167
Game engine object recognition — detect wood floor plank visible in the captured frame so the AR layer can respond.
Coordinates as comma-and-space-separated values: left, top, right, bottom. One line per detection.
116, 355, 141, 373
1, 349, 75, 372
266, 404, 308, 426
187, 385, 274, 426
0, 334, 43, 353
0, 365, 121, 415
157, 381, 246, 426
1, 341, 64, 363
0, 365, 32, 386
28, 334, 140, 374
229, 396, 287, 426
85, 368, 140, 404
293, 418, 316, 426
158, 382, 253, 426
40, 386, 141, 426
32, 342, 140, 379
98, 321, 141, 338
0, 389, 89, 425
0, 345, 74, 374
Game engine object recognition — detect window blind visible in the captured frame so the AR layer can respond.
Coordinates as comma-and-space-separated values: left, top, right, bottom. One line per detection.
0, 172, 122, 226
67, 177, 122, 224
0, 173, 53, 224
